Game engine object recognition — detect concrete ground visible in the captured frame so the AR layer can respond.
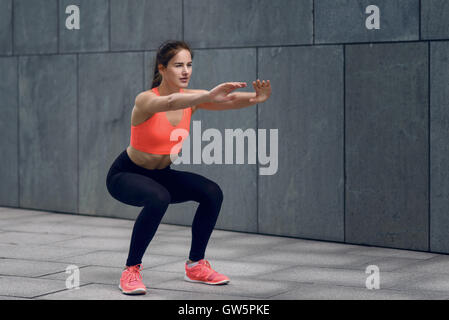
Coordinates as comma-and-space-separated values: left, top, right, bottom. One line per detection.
1, 206, 449, 300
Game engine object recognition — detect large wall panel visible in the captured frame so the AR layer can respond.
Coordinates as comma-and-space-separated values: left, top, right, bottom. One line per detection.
0, 0, 12, 55
345, 42, 428, 250
0, 57, 18, 207
258, 46, 344, 241
315, 0, 419, 44
184, 0, 313, 48
19, 55, 77, 212
14, 0, 58, 55
59, 0, 109, 53
78, 52, 144, 219
422, 0, 449, 40
110, 0, 182, 51
430, 41, 449, 253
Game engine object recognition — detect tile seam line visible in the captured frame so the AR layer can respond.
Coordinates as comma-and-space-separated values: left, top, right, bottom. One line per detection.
17, 54, 19, 208
428, 41, 430, 252
77, 53, 79, 214
30, 283, 93, 299
256, 45, 259, 234
6, 39, 449, 58
343, 44, 346, 243
144, 285, 275, 300
11, 0, 14, 55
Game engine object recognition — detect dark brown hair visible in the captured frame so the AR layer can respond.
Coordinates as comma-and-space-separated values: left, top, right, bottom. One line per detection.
151, 40, 194, 89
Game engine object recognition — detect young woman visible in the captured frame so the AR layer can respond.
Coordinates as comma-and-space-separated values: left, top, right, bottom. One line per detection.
106, 40, 271, 295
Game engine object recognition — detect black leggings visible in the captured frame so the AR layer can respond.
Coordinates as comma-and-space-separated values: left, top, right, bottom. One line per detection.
106, 149, 223, 266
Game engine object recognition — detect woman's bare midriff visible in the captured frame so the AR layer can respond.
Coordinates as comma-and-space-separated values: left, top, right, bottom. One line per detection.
126, 145, 176, 170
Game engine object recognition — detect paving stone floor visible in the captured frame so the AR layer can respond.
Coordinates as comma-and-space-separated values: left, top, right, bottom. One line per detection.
1, 206, 449, 300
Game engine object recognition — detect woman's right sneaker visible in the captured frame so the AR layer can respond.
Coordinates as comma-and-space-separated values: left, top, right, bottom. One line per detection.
184, 259, 230, 285
119, 264, 147, 295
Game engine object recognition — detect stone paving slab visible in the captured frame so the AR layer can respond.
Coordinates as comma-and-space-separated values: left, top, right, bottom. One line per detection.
243, 250, 377, 269
346, 256, 435, 272
140, 239, 259, 260
47, 215, 135, 229
207, 233, 299, 251
1, 212, 80, 224
391, 255, 449, 275
0, 243, 97, 261
269, 239, 370, 254
269, 283, 449, 300
0, 258, 87, 278
54, 250, 184, 269
0, 207, 51, 217
39, 265, 180, 287
152, 277, 303, 299
0, 231, 82, 246
1, 222, 135, 238
154, 227, 240, 239
44, 236, 131, 251
388, 272, 449, 293
253, 265, 416, 290
0, 214, 53, 227
0, 276, 68, 299
344, 246, 437, 260
0, 295, 31, 300
150, 259, 292, 278
38, 283, 255, 300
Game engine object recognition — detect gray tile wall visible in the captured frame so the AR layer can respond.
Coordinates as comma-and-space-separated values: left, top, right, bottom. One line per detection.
18, 55, 77, 212
14, 0, 58, 55
1, 0, 449, 254
258, 46, 344, 241
0, 0, 12, 55
315, 0, 420, 44
345, 42, 429, 251
59, 0, 109, 53
0, 57, 18, 206
422, 0, 449, 40
78, 52, 144, 219
430, 41, 449, 253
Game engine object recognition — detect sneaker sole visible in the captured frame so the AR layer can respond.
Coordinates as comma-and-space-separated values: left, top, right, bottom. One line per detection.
118, 284, 147, 295
184, 274, 230, 285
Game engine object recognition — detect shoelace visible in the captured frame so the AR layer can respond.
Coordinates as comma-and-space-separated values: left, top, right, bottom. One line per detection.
197, 260, 218, 280
125, 264, 143, 283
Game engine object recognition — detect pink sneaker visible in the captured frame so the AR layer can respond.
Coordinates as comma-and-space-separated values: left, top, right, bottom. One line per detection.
184, 259, 230, 285
119, 264, 147, 295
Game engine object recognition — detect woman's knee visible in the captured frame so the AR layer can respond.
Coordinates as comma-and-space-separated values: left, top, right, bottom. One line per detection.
143, 188, 171, 208
201, 181, 223, 205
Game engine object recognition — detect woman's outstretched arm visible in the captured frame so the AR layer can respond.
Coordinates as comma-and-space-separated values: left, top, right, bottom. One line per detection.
197, 80, 271, 111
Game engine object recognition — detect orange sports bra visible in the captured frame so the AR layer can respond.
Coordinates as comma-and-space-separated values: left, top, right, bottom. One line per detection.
130, 87, 192, 155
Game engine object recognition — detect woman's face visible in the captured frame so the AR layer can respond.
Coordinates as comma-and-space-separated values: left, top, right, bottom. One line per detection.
159, 49, 192, 88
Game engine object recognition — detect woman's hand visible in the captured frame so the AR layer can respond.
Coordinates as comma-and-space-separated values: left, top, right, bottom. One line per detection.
249, 79, 271, 104
208, 82, 247, 103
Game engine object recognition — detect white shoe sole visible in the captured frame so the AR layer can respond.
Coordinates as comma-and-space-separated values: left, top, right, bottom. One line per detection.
118, 284, 147, 295
184, 274, 230, 285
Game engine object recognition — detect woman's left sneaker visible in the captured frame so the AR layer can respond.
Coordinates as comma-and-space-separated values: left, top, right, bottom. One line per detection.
184, 259, 230, 285
119, 264, 147, 295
